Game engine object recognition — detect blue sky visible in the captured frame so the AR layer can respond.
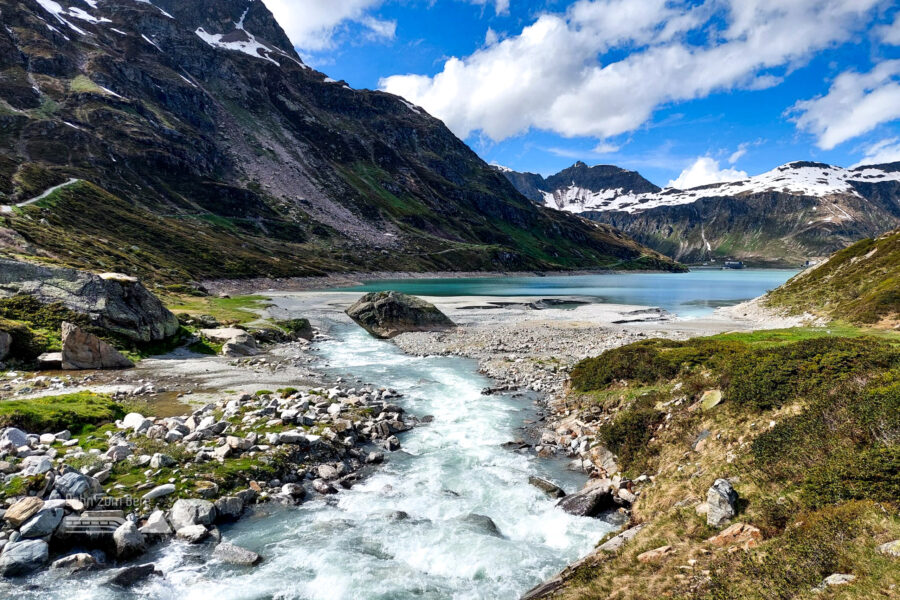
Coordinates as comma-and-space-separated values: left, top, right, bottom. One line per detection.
262, 0, 900, 188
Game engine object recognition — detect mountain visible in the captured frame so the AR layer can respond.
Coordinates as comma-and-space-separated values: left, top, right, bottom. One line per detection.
764, 226, 900, 325
0, 0, 682, 283
497, 161, 900, 266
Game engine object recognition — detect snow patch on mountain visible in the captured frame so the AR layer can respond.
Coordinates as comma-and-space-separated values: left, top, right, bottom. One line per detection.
195, 26, 280, 65
542, 162, 900, 215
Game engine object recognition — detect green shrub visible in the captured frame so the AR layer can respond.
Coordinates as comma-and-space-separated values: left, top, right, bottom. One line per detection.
726, 337, 900, 411
598, 395, 665, 472
802, 446, 900, 508
570, 338, 747, 391
0, 392, 124, 433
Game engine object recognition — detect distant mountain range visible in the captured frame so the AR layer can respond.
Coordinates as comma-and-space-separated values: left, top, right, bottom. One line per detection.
496, 161, 900, 266
0, 0, 681, 283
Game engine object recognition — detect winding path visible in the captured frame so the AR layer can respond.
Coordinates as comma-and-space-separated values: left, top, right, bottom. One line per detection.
0, 178, 80, 214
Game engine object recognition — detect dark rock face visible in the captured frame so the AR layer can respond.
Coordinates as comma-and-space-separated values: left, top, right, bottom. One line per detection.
0, 259, 178, 342
556, 479, 620, 517
345, 292, 455, 339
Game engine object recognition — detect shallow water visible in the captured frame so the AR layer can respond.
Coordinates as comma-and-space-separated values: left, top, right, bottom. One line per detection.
8, 325, 610, 599
340, 268, 798, 318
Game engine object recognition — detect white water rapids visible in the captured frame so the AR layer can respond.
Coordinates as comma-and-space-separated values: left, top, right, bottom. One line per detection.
7, 324, 613, 599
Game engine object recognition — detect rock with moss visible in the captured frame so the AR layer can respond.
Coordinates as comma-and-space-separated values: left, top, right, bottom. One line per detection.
0, 259, 178, 342
345, 291, 455, 339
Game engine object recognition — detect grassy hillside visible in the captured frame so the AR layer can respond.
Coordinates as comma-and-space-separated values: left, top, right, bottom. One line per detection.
765, 228, 900, 325
549, 328, 900, 600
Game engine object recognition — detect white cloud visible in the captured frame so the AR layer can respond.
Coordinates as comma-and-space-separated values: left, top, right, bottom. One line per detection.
380, 0, 882, 142
667, 157, 747, 189
469, 0, 511, 15
791, 60, 900, 149
851, 138, 900, 167
592, 141, 620, 154
261, 0, 394, 51
728, 143, 748, 164
878, 13, 900, 44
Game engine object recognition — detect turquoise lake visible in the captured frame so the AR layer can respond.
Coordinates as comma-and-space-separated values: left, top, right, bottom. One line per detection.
341, 269, 799, 318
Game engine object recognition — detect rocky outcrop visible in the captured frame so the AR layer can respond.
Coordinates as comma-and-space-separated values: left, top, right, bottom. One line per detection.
556, 478, 624, 517
0, 259, 178, 342
0, 540, 49, 576
706, 479, 739, 527
346, 292, 455, 339
60, 322, 134, 370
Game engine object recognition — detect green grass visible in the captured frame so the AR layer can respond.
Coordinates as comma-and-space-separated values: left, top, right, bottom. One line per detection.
766, 228, 900, 325
0, 392, 123, 433
165, 294, 269, 325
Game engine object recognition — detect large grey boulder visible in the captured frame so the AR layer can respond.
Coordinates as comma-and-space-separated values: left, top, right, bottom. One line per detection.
54, 471, 99, 499
0, 539, 49, 576
19, 507, 64, 539
556, 479, 620, 517
169, 499, 217, 530
0, 427, 28, 449
0, 259, 178, 342
707, 479, 739, 527
60, 322, 133, 370
214, 542, 260, 565
113, 521, 146, 559
345, 291, 455, 339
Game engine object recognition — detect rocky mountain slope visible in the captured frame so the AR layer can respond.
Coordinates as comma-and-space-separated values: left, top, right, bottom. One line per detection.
497, 161, 900, 266
0, 0, 680, 283
764, 227, 900, 326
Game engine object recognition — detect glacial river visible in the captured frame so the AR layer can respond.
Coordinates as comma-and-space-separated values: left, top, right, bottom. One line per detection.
15, 324, 610, 599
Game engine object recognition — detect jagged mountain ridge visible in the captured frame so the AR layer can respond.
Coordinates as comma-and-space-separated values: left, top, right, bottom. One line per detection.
496, 161, 900, 266
0, 0, 681, 282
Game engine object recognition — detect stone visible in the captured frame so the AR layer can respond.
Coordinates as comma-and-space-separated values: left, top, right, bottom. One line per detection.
459, 514, 503, 537
0, 427, 28, 449
122, 412, 148, 430
105, 445, 132, 462
169, 499, 217, 530
214, 444, 232, 459
598, 524, 645, 554
113, 521, 146, 559
176, 525, 208, 544
706, 479, 738, 528
4, 497, 44, 528
60, 322, 134, 370
345, 291, 456, 339
195, 481, 219, 499
149, 453, 176, 469
707, 523, 762, 549
528, 476, 566, 498
317, 465, 339, 481
700, 389, 724, 410
0, 331, 10, 361
0, 259, 179, 342
312, 479, 337, 495
143, 484, 176, 500
38, 433, 56, 445
365, 451, 384, 464
0, 539, 49, 576
55, 471, 98, 498
107, 563, 160, 587
214, 496, 244, 521
199, 328, 259, 357
19, 507, 64, 538
51, 552, 97, 570
139, 511, 172, 535
213, 542, 260, 566
281, 483, 306, 499
822, 574, 856, 587
556, 479, 617, 517
37, 352, 62, 370
877, 539, 900, 557
20, 455, 53, 476
637, 545, 673, 563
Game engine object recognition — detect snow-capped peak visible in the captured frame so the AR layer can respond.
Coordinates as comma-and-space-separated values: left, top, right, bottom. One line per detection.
540, 161, 900, 215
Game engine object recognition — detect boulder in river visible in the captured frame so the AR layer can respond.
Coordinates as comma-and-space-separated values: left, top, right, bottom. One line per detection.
0, 258, 178, 342
0, 540, 49, 576
556, 479, 621, 517
345, 291, 455, 339
528, 476, 566, 498
214, 542, 261, 566
61, 322, 133, 370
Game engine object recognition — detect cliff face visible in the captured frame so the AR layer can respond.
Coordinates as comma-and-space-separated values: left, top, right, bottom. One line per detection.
500, 161, 900, 266
0, 0, 681, 281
